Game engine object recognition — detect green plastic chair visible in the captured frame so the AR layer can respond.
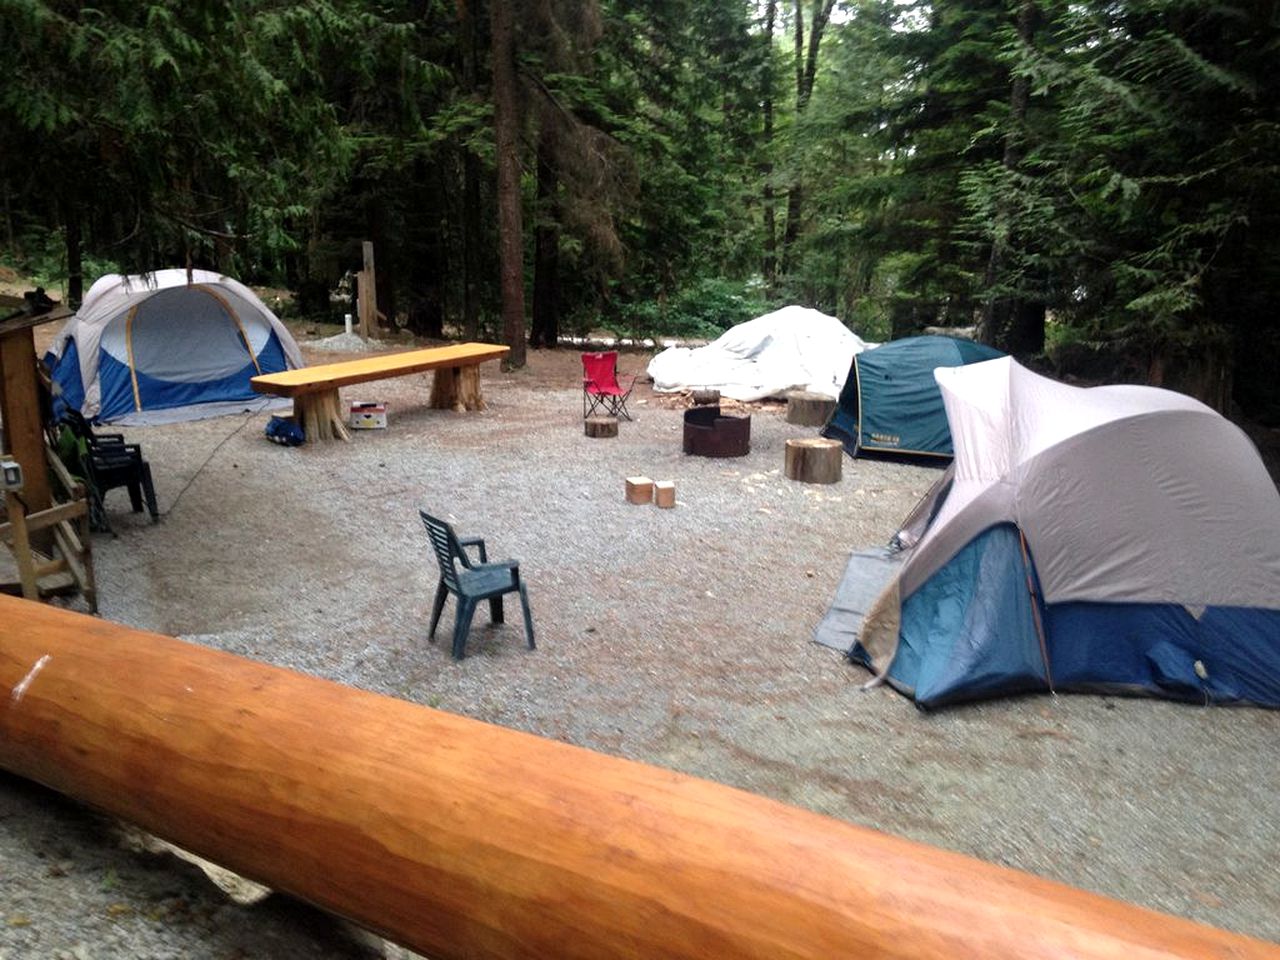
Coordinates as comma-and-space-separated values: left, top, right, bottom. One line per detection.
419, 510, 535, 660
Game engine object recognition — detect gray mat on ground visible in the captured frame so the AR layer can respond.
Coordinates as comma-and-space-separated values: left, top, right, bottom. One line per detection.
812, 546, 903, 653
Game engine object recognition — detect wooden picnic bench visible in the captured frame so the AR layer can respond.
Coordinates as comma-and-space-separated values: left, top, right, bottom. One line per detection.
250, 341, 509, 442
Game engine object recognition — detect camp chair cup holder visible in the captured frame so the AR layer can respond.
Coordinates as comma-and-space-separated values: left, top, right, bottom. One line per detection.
419, 511, 535, 660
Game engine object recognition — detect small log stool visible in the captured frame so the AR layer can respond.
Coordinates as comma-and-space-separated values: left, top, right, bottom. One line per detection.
654, 481, 676, 509
786, 391, 837, 427
626, 476, 654, 504
585, 416, 619, 439
784, 438, 843, 484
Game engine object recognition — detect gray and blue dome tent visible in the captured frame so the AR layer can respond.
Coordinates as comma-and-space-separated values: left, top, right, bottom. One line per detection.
822, 336, 1003, 458
45, 269, 304, 425
818, 357, 1280, 709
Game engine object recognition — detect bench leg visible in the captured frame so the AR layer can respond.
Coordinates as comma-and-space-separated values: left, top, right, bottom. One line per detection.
295, 390, 351, 443
429, 365, 486, 412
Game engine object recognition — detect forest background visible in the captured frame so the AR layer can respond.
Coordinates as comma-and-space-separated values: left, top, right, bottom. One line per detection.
2, 0, 1277, 421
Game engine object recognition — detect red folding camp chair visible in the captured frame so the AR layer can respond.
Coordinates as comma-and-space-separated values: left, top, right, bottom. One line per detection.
581, 350, 637, 421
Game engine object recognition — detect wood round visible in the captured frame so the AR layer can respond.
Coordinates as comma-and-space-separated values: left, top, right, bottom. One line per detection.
784, 437, 843, 484
785, 391, 838, 427
585, 416, 619, 438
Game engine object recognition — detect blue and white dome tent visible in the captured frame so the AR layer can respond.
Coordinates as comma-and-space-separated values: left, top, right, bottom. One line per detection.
842, 357, 1280, 708
45, 269, 306, 425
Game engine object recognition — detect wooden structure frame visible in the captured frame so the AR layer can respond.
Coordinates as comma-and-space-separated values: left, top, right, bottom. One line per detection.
0, 296, 96, 608
251, 342, 509, 442
1, 595, 1273, 960
0, 296, 72, 533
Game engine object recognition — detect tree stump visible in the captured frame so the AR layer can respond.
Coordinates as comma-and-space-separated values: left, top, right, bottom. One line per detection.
584, 416, 618, 439
625, 476, 653, 505
691, 388, 720, 406
786, 391, 837, 427
295, 390, 351, 442
429, 365, 485, 412
784, 438, 843, 484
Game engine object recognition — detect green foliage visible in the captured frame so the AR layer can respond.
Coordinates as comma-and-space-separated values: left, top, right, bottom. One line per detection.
1, 0, 1275, 414
0, 232, 117, 296
610, 276, 766, 340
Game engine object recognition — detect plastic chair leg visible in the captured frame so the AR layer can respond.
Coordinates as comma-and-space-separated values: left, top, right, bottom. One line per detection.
428, 580, 449, 641
452, 599, 478, 660
518, 582, 535, 649
127, 481, 144, 513
489, 596, 505, 624
141, 463, 159, 521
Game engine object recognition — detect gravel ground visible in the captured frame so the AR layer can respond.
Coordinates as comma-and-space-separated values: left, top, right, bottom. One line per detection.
2, 343, 1278, 958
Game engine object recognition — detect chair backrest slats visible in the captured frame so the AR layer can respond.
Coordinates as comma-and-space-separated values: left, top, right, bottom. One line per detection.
419, 511, 464, 591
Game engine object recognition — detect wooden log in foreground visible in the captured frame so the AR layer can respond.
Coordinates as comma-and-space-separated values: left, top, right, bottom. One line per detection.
0, 596, 1273, 960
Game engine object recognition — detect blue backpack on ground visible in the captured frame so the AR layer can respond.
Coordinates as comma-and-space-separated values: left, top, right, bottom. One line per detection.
264, 415, 305, 447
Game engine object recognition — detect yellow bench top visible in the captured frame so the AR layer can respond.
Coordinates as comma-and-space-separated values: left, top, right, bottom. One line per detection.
251, 342, 509, 397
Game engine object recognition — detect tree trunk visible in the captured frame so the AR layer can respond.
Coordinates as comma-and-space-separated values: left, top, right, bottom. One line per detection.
781, 0, 835, 276
61, 198, 83, 308
978, 0, 1044, 355
490, 0, 527, 367
761, 0, 778, 290
3, 180, 16, 255
530, 118, 560, 350
460, 0, 483, 341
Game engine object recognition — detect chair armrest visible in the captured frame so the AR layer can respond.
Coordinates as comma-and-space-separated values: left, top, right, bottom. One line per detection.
90, 446, 145, 468
458, 536, 488, 563
473, 559, 519, 582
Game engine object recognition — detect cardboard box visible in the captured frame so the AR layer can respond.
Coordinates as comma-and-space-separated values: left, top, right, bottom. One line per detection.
349, 401, 388, 429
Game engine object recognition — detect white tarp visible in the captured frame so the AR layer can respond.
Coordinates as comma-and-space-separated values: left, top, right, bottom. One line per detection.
646, 305, 870, 402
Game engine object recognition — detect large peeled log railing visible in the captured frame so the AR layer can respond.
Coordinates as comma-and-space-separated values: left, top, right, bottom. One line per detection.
0, 595, 1274, 960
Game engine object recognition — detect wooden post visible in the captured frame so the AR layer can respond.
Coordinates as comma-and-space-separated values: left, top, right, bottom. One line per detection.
0, 325, 53, 549
2, 490, 39, 600
358, 241, 376, 341
654, 480, 676, 508
0, 597, 1275, 960
785, 391, 837, 427
784, 438, 843, 484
